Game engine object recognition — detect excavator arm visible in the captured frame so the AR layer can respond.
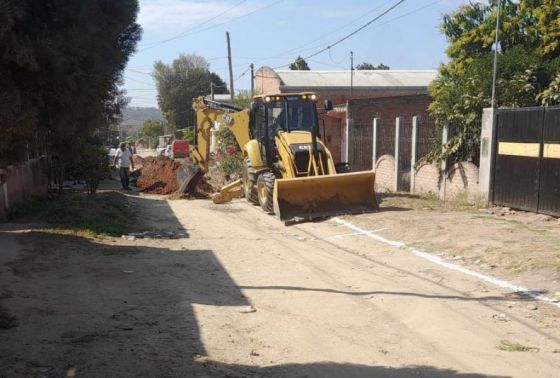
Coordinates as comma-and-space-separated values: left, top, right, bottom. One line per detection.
177, 96, 250, 197
191, 96, 250, 170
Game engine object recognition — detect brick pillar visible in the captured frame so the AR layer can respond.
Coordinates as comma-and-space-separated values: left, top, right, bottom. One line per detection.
410, 116, 418, 194
394, 117, 402, 192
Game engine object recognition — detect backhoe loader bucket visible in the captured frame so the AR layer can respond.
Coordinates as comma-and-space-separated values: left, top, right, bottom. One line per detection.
273, 171, 378, 222
177, 164, 203, 194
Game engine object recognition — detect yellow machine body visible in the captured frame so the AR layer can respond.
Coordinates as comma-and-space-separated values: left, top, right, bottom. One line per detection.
271, 129, 377, 221
188, 93, 377, 222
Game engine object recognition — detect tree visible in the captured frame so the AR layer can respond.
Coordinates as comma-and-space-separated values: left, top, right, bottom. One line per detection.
289, 56, 310, 70
0, 0, 141, 192
153, 54, 228, 131
233, 90, 253, 109
139, 120, 164, 139
428, 0, 560, 161
182, 127, 195, 144
355, 62, 390, 70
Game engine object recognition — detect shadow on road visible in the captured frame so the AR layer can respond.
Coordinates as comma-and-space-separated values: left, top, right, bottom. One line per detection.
0, 192, 509, 377
202, 361, 509, 377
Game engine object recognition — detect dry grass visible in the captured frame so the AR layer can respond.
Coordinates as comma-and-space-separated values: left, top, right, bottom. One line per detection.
497, 340, 538, 352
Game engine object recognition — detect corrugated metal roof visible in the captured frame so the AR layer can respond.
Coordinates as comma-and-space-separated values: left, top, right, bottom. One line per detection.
275, 70, 437, 88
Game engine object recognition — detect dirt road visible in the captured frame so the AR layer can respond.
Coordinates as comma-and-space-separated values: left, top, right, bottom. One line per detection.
1, 194, 560, 377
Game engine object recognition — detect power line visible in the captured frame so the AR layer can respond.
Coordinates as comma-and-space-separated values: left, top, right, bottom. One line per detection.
252, 0, 394, 63
124, 88, 158, 91
366, 0, 445, 32
329, 50, 351, 65
127, 68, 153, 76
304, 0, 405, 61
138, 0, 283, 52
124, 76, 154, 86
234, 65, 252, 82
138, 0, 247, 50
271, 0, 405, 70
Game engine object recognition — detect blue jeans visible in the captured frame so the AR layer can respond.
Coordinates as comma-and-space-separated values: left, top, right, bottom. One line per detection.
119, 167, 130, 189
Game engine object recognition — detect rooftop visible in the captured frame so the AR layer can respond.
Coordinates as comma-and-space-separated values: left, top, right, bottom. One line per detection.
274, 69, 437, 88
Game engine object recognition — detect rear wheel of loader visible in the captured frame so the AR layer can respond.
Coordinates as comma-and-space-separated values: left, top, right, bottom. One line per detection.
257, 172, 275, 214
242, 158, 258, 203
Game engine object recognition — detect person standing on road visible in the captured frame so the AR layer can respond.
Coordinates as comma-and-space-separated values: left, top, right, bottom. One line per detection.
113, 142, 135, 191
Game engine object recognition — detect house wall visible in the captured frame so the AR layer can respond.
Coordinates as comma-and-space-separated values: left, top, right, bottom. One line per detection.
254, 67, 282, 94
0, 158, 48, 219
347, 95, 432, 125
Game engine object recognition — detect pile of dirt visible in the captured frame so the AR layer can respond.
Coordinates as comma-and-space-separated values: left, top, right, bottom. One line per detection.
135, 155, 219, 196
135, 156, 180, 194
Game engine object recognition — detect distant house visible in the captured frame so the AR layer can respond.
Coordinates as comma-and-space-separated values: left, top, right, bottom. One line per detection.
204, 94, 232, 104
254, 67, 437, 162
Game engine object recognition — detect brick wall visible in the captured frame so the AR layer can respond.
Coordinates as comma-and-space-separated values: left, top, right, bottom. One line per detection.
444, 162, 479, 199
322, 116, 342, 164
348, 95, 431, 125
415, 163, 440, 196
373, 159, 479, 200
254, 67, 282, 94
374, 154, 395, 192
0, 158, 48, 219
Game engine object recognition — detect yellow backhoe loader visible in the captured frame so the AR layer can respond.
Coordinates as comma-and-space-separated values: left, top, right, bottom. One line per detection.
178, 93, 377, 222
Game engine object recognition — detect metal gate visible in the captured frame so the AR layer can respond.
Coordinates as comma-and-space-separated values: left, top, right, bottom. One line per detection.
492, 107, 560, 216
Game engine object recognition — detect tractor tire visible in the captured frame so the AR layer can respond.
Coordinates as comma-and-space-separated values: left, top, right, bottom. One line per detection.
242, 157, 258, 203
257, 171, 276, 214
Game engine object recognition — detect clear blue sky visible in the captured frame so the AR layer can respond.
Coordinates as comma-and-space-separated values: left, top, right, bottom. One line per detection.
123, 0, 476, 108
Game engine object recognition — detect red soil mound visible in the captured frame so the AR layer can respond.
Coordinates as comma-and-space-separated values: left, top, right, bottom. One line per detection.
135, 156, 180, 194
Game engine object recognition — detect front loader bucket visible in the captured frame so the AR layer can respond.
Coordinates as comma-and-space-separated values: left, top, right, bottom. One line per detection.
273, 171, 378, 222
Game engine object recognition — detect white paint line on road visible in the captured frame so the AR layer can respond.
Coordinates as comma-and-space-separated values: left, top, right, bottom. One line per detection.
324, 228, 387, 241
333, 217, 560, 309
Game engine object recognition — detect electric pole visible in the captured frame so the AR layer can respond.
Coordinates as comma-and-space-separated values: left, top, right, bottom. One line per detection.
491, 0, 501, 108
210, 82, 215, 100
350, 51, 354, 98
226, 32, 234, 101
250, 63, 254, 97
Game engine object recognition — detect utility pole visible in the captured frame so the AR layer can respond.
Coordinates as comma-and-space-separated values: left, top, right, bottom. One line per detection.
491, 0, 501, 108
350, 51, 354, 98
210, 82, 215, 100
250, 63, 255, 97
226, 32, 234, 101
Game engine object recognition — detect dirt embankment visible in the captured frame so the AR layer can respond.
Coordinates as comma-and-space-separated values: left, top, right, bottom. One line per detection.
134, 156, 180, 194
133, 155, 225, 196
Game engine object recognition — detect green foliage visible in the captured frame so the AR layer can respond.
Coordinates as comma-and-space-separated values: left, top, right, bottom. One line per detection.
153, 54, 228, 129
355, 62, 390, 70
181, 127, 194, 144
67, 136, 111, 195
219, 155, 243, 176
0, 0, 141, 166
289, 56, 310, 70
497, 340, 535, 352
140, 120, 164, 139
233, 90, 253, 109
215, 126, 238, 150
429, 0, 560, 162
8, 192, 132, 236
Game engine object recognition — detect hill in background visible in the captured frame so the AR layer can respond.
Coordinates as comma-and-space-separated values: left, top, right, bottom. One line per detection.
121, 106, 163, 136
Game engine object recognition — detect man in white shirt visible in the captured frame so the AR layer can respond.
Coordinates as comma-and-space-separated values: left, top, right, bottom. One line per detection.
112, 142, 135, 190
